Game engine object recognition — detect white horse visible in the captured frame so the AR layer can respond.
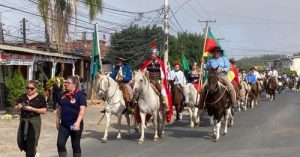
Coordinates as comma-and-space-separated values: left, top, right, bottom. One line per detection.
182, 83, 201, 128
132, 70, 166, 143
95, 74, 131, 143
238, 80, 250, 111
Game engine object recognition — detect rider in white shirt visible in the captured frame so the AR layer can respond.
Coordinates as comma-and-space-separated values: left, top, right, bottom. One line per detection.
168, 63, 186, 86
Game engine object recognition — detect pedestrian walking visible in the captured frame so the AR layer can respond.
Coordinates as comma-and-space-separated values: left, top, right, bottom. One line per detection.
56, 76, 87, 157
16, 80, 47, 157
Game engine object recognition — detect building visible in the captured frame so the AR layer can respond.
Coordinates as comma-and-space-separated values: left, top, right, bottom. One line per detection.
265, 56, 300, 75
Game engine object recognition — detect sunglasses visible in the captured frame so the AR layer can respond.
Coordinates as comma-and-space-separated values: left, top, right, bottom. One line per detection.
26, 87, 35, 90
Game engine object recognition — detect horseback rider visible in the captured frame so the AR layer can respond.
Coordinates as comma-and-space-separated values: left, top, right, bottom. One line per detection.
199, 46, 237, 108
250, 67, 262, 92
139, 42, 172, 119
247, 69, 257, 85
271, 67, 279, 86
168, 63, 187, 86
100, 56, 134, 114
188, 62, 201, 91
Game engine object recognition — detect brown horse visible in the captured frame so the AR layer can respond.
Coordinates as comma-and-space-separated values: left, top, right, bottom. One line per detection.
169, 79, 185, 121
199, 68, 233, 142
248, 82, 260, 108
266, 77, 277, 101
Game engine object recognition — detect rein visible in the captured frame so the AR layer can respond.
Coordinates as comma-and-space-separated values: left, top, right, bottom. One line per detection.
99, 76, 121, 106
206, 82, 227, 105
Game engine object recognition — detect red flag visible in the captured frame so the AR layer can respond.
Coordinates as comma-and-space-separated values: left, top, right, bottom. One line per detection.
203, 27, 219, 57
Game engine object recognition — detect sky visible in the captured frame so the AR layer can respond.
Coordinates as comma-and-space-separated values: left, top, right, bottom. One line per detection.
1, 0, 300, 59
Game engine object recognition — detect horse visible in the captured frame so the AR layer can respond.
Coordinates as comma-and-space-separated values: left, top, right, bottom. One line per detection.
238, 80, 251, 111
132, 70, 166, 143
248, 81, 260, 108
182, 83, 201, 128
200, 68, 234, 142
168, 79, 185, 121
95, 74, 131, 143
266, 77, 277, 101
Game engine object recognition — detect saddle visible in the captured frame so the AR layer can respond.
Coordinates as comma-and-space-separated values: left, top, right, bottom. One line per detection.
118, 83, 131, 105
149, 80, 161, 96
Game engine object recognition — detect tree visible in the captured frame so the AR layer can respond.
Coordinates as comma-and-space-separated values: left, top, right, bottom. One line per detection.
37, 0, 103, 52
109, 24, 165, 68
4, 70, 26, 107
236, 54, 286, 70
109, 25, 205, 69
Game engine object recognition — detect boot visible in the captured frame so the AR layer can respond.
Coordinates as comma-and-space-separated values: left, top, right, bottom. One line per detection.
58, 152, 67, 157
229, 89, 237, 107
162, 96, 170, 114
73, 153, 81, 157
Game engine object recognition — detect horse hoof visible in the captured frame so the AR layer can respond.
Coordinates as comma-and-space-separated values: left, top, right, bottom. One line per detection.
214, 138, 219, 142
154, 138, 159, 142
190, 125, 195, 128
223, 132, 228, 136
117, 135, 121, 139
138, 139, 144, 144
101, 139, 108, 143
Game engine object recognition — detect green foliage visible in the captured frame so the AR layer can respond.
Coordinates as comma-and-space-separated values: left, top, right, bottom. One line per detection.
36, 74, 45, 96
108, 24, 165, 68
46, 76, 65, 91
169, 32, 204, 67
4, 70, 26, 107
109, 25, 204, 69
277, 69, 297, 76
236, 54, 286, 70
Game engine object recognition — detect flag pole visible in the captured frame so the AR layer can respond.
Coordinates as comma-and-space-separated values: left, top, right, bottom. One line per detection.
195, 24, 209, 106
95, 24, 103, 69
91, 24, 103, 105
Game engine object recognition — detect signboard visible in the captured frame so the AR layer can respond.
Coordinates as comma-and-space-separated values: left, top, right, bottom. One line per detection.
0, 52, 34, 65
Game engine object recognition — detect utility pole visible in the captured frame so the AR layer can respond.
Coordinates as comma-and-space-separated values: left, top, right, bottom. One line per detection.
163, 0, 169, 69
21, 18, 26, 47
0, 13, 4, 44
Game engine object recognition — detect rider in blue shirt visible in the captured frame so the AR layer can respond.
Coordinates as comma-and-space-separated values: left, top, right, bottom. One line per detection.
247, 71, 257, 85
200, 46, 237, 107
110, 56, 132, 83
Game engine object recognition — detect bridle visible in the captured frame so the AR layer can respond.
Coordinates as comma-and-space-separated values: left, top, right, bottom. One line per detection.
206, 82, 227, 105
133, 76, 150, 101
98, 76, 120, 105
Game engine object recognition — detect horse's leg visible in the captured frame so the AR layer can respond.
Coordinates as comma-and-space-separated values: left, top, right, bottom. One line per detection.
215, 119, 221, 141
102, 112, 111, 143
237, 101, 241, 112
117, 113, 122, 139
188, 107, 194, 128
125, 113, 131, 135
194, 107, 199, 126
152, 111, 159, 141
175, 105, 180, 121
212, 118, 217, 139
209, 116, 214, 126
138, 112, 146, 144
224, 108, 230, 135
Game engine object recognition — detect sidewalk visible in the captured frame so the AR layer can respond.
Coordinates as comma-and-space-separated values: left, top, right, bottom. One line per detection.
0, 101, 121, 157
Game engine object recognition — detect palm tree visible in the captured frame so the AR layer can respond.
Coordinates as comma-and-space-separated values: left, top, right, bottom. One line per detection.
37, 0, 103, 52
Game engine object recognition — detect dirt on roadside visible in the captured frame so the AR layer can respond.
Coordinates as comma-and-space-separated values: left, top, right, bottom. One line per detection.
0, 101, 114, 157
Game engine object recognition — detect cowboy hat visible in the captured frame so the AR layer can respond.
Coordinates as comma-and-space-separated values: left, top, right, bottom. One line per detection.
115, 56, 127, 62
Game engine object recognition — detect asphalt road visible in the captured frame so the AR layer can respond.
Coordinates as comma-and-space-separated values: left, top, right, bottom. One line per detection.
79, 91, 300, 157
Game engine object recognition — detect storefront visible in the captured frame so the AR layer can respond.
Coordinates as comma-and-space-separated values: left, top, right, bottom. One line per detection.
0, 45, 87, 108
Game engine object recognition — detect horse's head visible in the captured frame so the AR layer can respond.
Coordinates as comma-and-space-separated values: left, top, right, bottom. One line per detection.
207, 67, 220, 93
132, 70, 148, 94
95, 74, 110, 100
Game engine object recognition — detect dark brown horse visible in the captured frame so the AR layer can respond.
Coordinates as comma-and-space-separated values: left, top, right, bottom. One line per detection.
169, 79, 185, 121
266, 77, 277, 101
200, 67, 233, 142
248, 82, 260, 108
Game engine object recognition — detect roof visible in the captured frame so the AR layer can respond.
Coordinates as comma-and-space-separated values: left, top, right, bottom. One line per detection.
0, 45, 82, 59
